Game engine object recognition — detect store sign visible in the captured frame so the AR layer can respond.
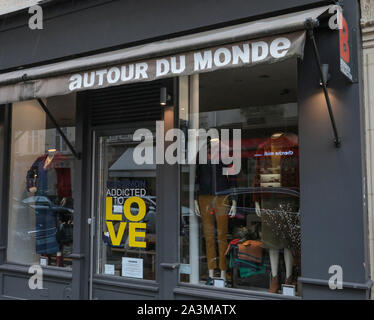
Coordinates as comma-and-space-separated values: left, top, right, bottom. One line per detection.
339, 12, 355, 82
65, 31, 305, 93
0, 31, 306, 104
106, 196, 147, 248
0, 0, 40, 15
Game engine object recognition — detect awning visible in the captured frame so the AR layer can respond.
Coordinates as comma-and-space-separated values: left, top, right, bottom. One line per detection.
0, 4, 335, 104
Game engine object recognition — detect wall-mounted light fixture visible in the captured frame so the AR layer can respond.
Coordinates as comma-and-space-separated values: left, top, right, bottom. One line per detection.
306, 18, 341, 148
320, 64, 330, 87
160, 87, 171, 106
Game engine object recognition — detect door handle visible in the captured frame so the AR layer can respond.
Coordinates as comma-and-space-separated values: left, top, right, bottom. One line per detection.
160, 262, 180, 270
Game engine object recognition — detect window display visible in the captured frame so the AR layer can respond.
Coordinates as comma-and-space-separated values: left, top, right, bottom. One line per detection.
179, 59, 301, 295
7, 95, 76, 268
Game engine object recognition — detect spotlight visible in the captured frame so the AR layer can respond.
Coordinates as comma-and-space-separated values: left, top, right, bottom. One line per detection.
320, 64, 330, 87
160, 87, 171, 106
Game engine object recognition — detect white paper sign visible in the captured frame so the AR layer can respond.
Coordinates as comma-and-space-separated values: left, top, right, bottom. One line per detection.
40, 257, 48, 267
104, 264, 115, 275
113, 205, 123, 213
122, 257, 143, 279
213, 279, 225, 288
179, 264, 191, 275
282, 285, 296, 296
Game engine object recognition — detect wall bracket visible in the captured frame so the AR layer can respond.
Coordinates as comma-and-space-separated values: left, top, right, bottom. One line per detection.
305, 18, 341, 148
37, 98, 81, 159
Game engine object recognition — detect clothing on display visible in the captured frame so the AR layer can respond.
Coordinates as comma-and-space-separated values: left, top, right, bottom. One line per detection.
27, 153, 72, 198
253, 133, 299, 203
26, 151, 72, 258
195, 141, 237, 277
260, 196, 299, 249
225, 239, 265, 279
198, 195, 229, 271
253, 133, 299, 249
251, 132, 300, 293
195, 161, 233, 196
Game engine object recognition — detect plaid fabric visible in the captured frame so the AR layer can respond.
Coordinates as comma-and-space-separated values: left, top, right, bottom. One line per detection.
226, 239, 266, 279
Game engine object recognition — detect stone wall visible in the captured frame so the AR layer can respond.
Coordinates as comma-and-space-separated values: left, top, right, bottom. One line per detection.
361, 0, 374, 299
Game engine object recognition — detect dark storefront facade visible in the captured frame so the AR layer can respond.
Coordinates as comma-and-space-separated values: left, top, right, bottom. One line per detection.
0, 0, 371, 300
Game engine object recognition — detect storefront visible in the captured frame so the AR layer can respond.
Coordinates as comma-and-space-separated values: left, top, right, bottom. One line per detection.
0, 0, 371, 300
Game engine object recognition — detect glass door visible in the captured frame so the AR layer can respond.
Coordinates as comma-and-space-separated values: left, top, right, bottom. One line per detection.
90, 130, 157, 298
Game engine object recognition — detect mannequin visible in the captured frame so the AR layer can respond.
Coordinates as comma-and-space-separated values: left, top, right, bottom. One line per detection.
194, 198, 236, 280
255, 203, 294, 292
194, 139, 237, 281
27, 148, 72, 267
253, 132, 299, 293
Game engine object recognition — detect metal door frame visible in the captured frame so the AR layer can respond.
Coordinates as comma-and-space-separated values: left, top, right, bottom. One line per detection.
87, 121, 174, 300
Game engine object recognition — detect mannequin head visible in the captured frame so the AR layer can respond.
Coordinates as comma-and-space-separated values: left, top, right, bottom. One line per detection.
271, 132, 284, 140
47, 148, 57, 158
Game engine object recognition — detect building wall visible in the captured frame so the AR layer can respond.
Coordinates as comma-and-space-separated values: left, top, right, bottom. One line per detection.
361, 0, 374, 300
0, 0, 332, 72
0, 0, 370, 300
297, 0, 370, 298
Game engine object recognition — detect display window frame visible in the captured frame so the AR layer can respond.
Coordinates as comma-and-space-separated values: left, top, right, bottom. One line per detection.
1, 97, 77, 271
175, 58, 302, 298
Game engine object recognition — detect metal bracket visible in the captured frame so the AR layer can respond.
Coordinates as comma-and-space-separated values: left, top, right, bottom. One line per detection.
37, 98, 81, 159
160, 262, 180, 270
305, 18, 341, 148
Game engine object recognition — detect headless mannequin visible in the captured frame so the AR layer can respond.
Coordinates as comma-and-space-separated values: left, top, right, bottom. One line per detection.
193, 139, 237, 281
255, 202, 293, 279
254, 133, 293, 292
194, 199, 237, 280
29, 149, 63, 266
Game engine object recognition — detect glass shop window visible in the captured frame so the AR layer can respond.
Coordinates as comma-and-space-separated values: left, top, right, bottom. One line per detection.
7, 94, 76, 269
179, 59, 301, 295
94, 134, 157, 280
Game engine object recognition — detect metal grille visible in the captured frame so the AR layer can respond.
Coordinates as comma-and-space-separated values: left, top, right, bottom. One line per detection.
88, 81, 164, 127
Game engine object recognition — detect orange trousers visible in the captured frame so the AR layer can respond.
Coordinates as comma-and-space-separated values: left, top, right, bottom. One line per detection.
198, 195, 229, 271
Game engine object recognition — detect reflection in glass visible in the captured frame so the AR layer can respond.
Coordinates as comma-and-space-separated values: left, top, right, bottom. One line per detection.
179, 60, 301, 295
95, 135, 156, 280
7, 95, 76, 268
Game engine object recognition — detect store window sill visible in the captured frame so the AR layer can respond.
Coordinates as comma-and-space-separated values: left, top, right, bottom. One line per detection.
0, 262, 72, 280
174, 283, 302, 300
92, 274, 159, 292
298, 277, 373, 291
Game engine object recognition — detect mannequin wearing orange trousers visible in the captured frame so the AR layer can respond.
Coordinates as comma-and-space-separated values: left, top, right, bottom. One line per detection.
198, 195, 229, 274
194, 141, 237, 281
